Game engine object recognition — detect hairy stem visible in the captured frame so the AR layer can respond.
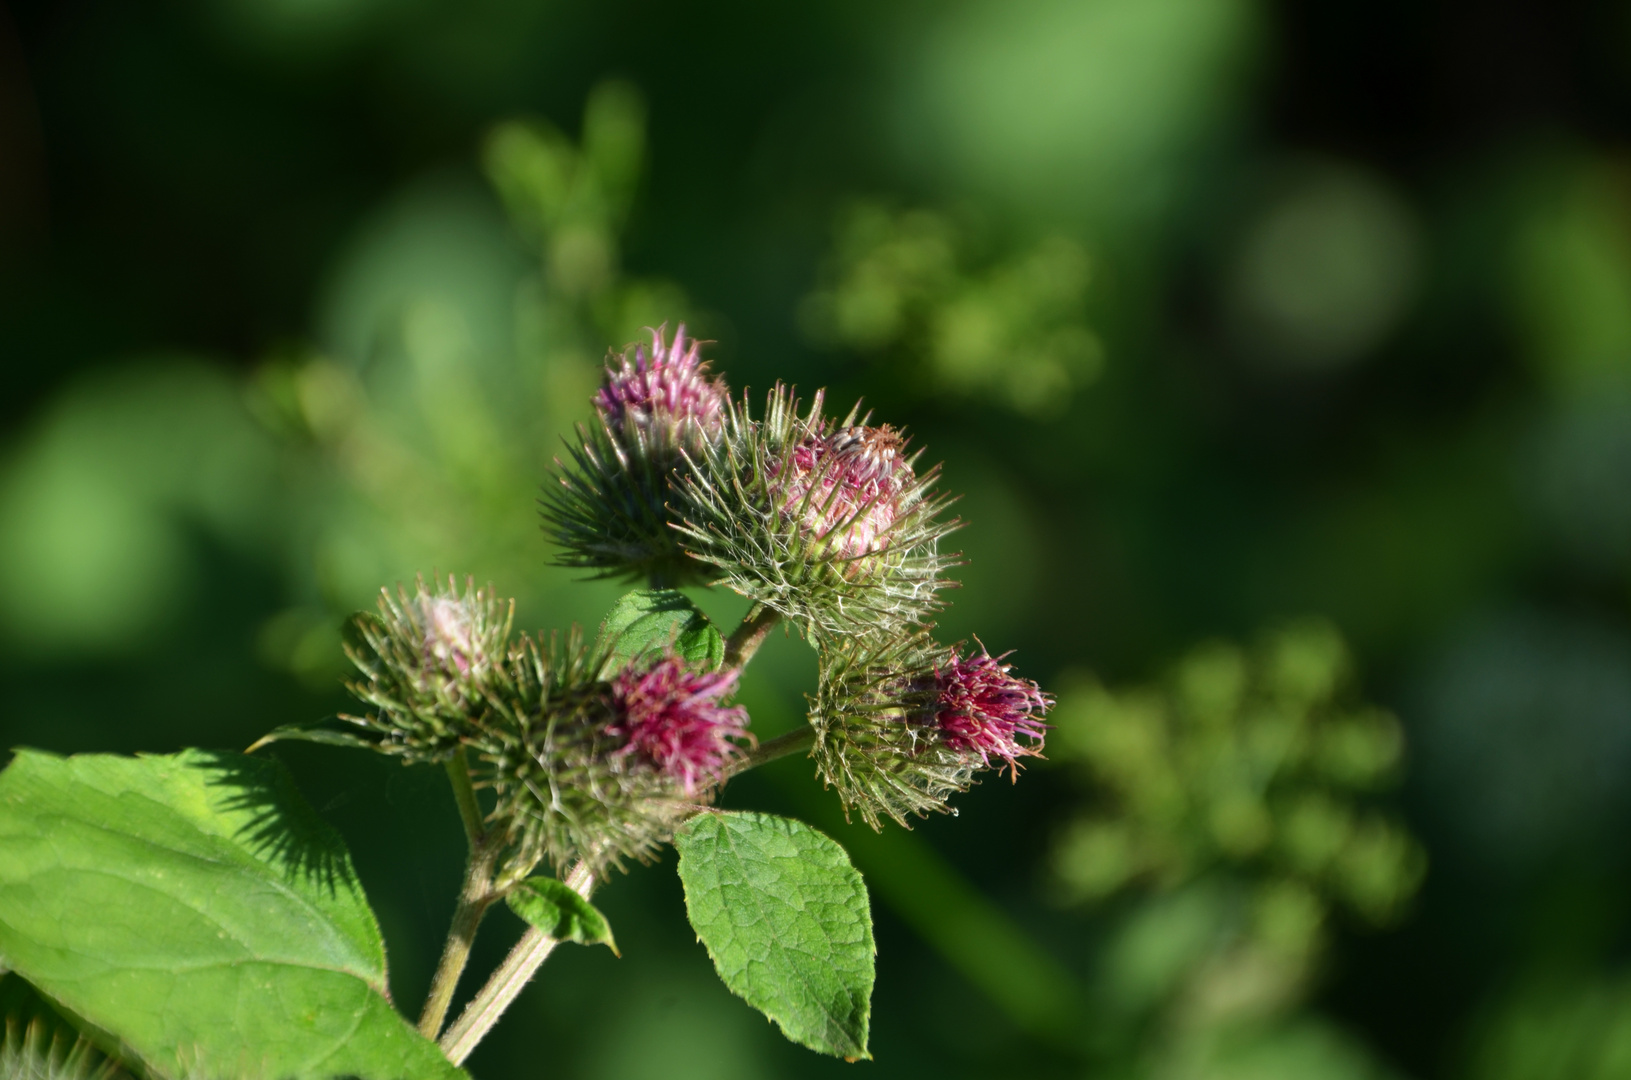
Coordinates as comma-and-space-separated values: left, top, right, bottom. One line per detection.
729, 724, 816, 778
439, 861, 595, 1065
445, 750, 485, 850
724, 603, 782, 668
418, 811, 499, 1039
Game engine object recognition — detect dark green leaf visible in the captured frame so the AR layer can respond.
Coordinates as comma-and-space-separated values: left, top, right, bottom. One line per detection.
674, 811, 874, 1060
505, 878, 618, 954
0, 749, 465, 1080
597, 588, 724, 673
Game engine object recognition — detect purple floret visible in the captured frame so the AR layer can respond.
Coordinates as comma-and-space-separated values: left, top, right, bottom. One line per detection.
595, 324, 727, 442
608, 655, 751, 793
934, 646, 1050, 778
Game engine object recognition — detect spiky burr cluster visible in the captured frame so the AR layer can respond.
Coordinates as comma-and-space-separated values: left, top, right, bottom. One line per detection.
333, 322, 1053, 877
342, 580, 751, 879
809, 635, 1050, 828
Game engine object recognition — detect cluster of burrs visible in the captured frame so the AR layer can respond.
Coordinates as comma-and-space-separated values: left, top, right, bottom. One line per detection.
341, 325, 1051, 878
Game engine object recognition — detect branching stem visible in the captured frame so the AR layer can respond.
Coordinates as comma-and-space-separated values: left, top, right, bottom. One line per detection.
419, 755, 498, 1040
729, 724, 816, 778
724, 603, 781, 668
439, 861, 595, 1065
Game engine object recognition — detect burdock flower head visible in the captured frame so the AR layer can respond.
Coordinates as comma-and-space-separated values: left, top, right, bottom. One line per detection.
809, 633, 1051, 829
772, 424, 910, 560
543, 325, 731, 584
933, 644, 1050, 779
674, 385, 960, 637
343, 576, 514, 763
595, 324, 727, 448
467, 638, 754, 880
607, 655, 751, 794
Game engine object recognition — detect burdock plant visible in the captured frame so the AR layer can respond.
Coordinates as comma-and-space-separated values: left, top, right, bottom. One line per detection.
0, 324, 1050, 1078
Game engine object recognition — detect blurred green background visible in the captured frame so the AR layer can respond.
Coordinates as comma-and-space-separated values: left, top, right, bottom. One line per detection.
5, 0, 1631, 1077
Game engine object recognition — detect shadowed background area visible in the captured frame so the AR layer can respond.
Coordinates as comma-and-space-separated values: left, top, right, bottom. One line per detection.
5, 0, 1631, 1077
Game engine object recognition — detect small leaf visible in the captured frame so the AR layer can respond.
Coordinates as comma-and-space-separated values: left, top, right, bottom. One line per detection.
506, 878, 619, 955
246, 715, 377, 753
674, 811, 874, 1060
0, 749, 465, 1080
597, 588, 725, 673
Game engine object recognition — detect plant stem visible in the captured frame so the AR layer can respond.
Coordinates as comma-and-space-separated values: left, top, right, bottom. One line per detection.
729, 724, 815, 778
438, 861, 595, 1065
418, 756, 497, 1040
445, 750, 485, 850
418, 834, 500, 1040
724, 603, 781, 668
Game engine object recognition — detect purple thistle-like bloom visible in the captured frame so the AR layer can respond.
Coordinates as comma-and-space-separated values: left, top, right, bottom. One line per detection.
595, 324, 727, 444
607, 655, 751, 793
773, 424, 910, 559
934, 646, 1050, 779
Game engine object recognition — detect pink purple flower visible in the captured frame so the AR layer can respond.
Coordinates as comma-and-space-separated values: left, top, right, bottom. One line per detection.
934, 646, 1050, 778
607, 656, 751, 793
595, 324, 727, 443
772, 425, 910, 558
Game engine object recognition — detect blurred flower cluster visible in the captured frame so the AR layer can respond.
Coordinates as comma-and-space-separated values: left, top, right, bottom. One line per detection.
800, 203, 1104, 415
1046, 619, 1426, 1076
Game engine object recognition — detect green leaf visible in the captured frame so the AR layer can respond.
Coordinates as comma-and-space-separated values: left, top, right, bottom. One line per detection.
506, 878, 619, 955
673, 811, 874, 1060
245, 715, 377, 754
0, 749, 465, 1080
597, 588, 725, 673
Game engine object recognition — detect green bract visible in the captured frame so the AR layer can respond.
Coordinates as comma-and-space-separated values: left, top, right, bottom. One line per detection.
543, 414, 709, 587
506, 877, 619, 954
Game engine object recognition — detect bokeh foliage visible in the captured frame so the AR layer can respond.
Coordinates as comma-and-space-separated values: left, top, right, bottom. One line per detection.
6, 0, 1631, 1077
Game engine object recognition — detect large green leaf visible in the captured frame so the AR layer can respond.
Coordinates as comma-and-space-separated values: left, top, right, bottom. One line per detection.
0, 749, 464, 1080
597, 589, 724, 673
673, 811, 874, 1060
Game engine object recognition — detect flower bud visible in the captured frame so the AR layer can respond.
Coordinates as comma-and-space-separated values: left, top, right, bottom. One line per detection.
543, 324, 729, 585
607, 655, 751, 794
466, 634, 750, 879
674, 385, 960, 638
343, 576, 514, 764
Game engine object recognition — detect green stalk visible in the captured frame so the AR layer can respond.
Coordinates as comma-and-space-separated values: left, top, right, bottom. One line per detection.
728, 724, 816, 778
438, 861, 595, 1065
418, 753, 497, 1040
724, 603, 781, 668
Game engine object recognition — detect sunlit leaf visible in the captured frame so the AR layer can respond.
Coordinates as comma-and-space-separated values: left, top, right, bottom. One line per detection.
674, 811, 873, 1060
0, 749, 465, 1080
597, 589, 724, 673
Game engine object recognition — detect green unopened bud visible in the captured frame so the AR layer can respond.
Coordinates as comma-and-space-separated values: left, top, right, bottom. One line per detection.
342, 576, 514, 764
